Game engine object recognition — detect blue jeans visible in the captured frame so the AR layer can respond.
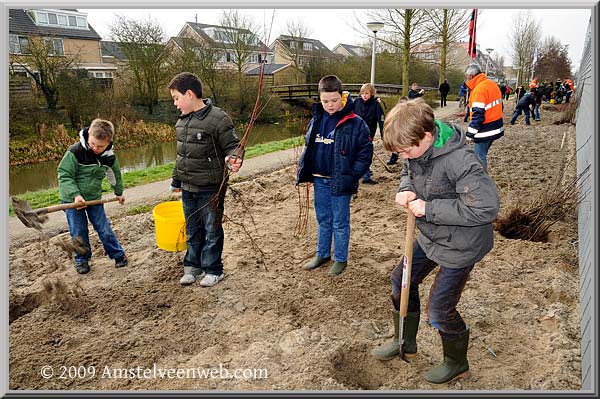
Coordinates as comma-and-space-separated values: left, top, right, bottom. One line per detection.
182, 189, 224, 276
391, 241, 473, 340
533, 104, 540, 120
313, 177, 351, 262
64, 203, 125, 265
510, 106, 531, 125
474, 139, 493, 171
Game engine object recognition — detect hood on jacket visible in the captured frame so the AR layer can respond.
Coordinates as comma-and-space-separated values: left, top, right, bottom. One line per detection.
417, 119, 465, 162
311, 91, 354, 119
79, 127, 114, 158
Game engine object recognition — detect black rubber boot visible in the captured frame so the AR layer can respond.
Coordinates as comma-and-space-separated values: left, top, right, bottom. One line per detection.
303, 256, 331, 270
371, 311, 419, 360
387, 153, 399, 165
424, 329, 471, 384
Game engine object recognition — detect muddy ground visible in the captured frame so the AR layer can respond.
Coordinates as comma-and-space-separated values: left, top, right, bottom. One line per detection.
9, 101, 581, 391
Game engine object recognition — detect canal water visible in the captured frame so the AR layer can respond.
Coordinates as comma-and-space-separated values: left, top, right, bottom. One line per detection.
9, 121, 304, 195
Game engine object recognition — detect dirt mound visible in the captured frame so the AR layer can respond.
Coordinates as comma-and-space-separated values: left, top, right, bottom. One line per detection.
9, 103, 581, 390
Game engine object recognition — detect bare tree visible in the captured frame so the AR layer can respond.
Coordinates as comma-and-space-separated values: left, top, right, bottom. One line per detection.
368, 9, 430, 95
280, 18, 313, 75
168, 38, 225, 104
219, 10, 260, 75
422, 9, 471, 85
9, 36, 80, 110
534, 36, 572, 81
110, 15, 170, 114
507, 11, 542, 86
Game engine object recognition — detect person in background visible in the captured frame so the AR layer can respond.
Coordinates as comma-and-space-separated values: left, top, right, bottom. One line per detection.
168, 72, 243, 287
297, 75, 373, 276
438, 79, 451, 108
464, 63, 504, 171
509, 87, 536, 126
57, 118, 128, 275
371, 98, 500, 385
408, 82, 426, 99
354, 83, 385, 184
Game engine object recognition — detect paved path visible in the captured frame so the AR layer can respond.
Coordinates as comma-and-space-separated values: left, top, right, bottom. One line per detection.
8, 101, 460, 239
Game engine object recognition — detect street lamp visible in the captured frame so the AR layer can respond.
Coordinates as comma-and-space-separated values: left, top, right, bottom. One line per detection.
485, 47, 494, 76
367, 21, 384, 85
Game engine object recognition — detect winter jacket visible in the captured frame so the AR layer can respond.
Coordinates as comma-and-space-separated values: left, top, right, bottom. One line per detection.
297, 92, 373, 196
408, 88, 424, 99
353, 95, 385, 138
58, 127, 123, 202
458, 82, 468, 97
466, 72, 504, 143
172, 99, 241, 191
398, 120, 500, 268
439, 82, 450, 95
516, 92, 536, 109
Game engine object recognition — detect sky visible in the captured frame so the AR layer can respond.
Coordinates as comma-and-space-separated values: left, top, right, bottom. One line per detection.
80, 7, 592, 69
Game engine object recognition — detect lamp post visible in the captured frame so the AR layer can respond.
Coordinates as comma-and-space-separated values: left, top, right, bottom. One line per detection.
367, 21, 384, 85
485, 47, 494, 76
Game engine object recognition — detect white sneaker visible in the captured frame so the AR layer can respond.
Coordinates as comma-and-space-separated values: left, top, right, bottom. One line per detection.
199, 273, 225, 287
180, 267, 205, 285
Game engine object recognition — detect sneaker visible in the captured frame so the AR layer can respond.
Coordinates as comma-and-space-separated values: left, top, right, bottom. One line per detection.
180, 267, 205, 285
328, 261, 347, 276
115, 255, 128, 268
75, 262, 90, 274
199, 273, 225, 287
362, 178, 378, 185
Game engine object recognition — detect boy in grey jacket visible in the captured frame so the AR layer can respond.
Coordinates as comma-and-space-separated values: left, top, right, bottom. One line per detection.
371, 98, 500, 384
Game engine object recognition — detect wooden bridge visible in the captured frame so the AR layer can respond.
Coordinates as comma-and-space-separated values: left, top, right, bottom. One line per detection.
269, 83, 403, 101
269, 83, 436, 101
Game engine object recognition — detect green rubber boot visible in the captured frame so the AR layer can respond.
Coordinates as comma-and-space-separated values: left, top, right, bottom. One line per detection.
424, 329, 471, 384
371, 311, 420, 360
303, 256, 331, 270
328, 261, 347, 276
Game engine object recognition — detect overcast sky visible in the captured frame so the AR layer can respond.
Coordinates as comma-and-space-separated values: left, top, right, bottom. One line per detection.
80, 7, 591, 69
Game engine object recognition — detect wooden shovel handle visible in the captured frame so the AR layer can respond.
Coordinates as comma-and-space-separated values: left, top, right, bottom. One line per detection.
36, 197, 120, 214
399, 210, 416, 318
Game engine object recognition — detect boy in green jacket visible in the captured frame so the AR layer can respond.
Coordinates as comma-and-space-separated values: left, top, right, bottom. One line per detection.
57, 118, 127, 274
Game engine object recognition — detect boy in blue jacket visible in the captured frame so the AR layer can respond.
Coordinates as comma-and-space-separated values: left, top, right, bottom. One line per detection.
297, 75, 373, 276
354, 83, 384, 184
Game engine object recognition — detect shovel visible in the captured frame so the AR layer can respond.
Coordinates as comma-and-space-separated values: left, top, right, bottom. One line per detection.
398, 209, 416, 362
11, 196, 119, 230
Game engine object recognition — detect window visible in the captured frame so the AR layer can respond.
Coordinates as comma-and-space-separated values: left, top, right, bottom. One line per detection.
289, 41, 297, 49
249, 53, 261, 63
303, 42, 312, 51
9, 34, 30, 54
32, 10, 88, 30
44, 38, 64, 56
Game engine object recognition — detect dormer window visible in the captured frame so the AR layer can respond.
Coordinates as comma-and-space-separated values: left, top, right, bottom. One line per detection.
303, 42, 312, 51
29, 10, 88, 30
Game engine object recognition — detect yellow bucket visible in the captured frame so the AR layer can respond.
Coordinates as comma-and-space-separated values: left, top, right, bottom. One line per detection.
152, 201, 187, 252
